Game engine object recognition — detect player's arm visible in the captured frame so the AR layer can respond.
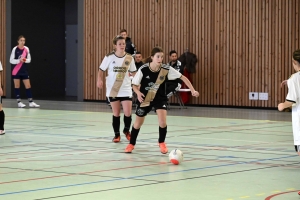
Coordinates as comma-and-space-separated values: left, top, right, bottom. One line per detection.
9, 47, 20, 64
278, 101, 293, 111
24, 47, 31, 63
131, 70, 144, 102
97, 69, 104, 89
168, 67, 199, 97
97, 56, 109, 89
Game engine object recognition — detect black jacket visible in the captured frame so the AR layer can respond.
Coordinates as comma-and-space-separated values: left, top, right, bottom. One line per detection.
178, 52, 197, 73
125, 37, 136, 55
135, 61, 144, 70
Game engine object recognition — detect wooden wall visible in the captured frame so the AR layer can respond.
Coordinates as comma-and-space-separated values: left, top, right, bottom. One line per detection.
0, 0, 6, 94
84, 0, 300, 107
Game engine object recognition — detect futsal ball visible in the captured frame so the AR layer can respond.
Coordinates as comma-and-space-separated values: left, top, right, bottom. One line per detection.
169, 149, 183, 165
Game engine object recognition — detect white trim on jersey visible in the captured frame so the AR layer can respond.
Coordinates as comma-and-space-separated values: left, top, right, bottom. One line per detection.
10, 46, 31, 64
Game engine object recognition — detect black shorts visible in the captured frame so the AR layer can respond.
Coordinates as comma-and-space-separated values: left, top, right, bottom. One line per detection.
295, 145, 300, 152
107, 96, 132, 103
135, 101, 168, 117
12, 74, 29, 80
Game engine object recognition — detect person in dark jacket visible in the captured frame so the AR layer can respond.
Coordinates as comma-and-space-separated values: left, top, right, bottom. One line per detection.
134, 52, 143, 70
166, 50, 183, 98
120, 29, 136, 56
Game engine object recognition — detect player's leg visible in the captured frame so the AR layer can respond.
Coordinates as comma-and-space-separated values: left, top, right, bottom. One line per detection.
295, 145, 300, 156
13, 78, 25, 108
121, 97, 133, 141
0, 96, 5, 135
23, 78, 40, 108
125, 106, 149, 153
110, 98, 122, 142
156, 107, 168, 154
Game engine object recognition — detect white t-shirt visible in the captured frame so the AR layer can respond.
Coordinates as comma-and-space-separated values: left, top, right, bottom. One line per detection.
0, 61, 3, 71
286, 71, 300, 145
99, 53, 136, 97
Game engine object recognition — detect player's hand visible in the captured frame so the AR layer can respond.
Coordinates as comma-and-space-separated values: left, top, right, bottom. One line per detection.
278, 103, 285, 111
137, 92, 145, 103
192, 91, 199, 97
20, 58, 25, 63
97, 80, 103, 89
280, 80, 287, 88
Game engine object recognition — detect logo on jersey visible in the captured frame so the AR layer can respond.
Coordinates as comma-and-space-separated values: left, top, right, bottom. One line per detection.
136, 108, 145, 116
146, 76, 150, 79
145, 82, 159, 91
159, 76, 165, 81
125, 61, 130, 65
112, 61, 116, 64
113, 66, 127, 73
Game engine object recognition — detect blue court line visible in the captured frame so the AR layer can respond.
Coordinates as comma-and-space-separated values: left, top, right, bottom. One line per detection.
0, 154, 297, 196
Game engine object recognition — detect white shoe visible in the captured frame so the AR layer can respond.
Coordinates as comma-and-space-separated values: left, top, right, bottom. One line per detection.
0, 130, 5, 135
18, 102, 26, 108
29, 102, 40, 108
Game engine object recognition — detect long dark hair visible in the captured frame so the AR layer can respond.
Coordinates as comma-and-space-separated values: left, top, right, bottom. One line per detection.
143, 46, 164, 63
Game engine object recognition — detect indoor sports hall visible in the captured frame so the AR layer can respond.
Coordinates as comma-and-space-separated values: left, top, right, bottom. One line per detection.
0, 0, 300, 200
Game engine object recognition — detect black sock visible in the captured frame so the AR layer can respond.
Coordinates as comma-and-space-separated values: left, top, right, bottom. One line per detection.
0, 110, 5, 130
123, 115, 132, 133
112, 116, 120, 136
130, 126, 140, 145
158, 126, 167, 143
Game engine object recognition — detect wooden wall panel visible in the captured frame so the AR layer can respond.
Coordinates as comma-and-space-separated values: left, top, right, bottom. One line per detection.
84, 0, 300, 108
0, 0, 5, 95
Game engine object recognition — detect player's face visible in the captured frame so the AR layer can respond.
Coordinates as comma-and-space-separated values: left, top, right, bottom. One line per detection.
151, 52, 164, 65
115, 39, 126, 52
18, 38, 25, 46
120, 32, 127, 39
169, 53, 178, 62
135, 54, 142, 63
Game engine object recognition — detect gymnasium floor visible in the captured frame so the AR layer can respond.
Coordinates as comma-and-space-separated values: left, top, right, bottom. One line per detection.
0, 99, 298, 200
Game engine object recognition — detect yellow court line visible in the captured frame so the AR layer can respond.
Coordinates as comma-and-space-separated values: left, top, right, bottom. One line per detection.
255, 193, 265, 196
239, 196, 250, 199
286, 188, 295, 190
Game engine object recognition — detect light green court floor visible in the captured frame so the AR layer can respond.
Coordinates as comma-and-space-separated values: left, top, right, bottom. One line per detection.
0, 100, 298, 200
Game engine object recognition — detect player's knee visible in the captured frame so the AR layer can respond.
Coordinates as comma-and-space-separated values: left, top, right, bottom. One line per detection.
158, 121, 166, 128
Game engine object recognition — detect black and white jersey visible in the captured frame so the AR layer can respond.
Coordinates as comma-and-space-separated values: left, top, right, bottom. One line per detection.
99, 53, 137, 97
286, 71, 300, 145
132, 63, 182, 102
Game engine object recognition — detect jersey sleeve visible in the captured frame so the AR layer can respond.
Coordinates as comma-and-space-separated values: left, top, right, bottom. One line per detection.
0, 61, 3, 71
128, 59, 137, 73
286, 78, 298, 103
25, 47, 31, 63
10, 47, 20, 64
168, 66, 182, 80
131, 69, 143, 86
99, 56, 109, 71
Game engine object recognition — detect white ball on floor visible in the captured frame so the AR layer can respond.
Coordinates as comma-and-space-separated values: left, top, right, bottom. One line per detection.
169, 149, 183, 165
